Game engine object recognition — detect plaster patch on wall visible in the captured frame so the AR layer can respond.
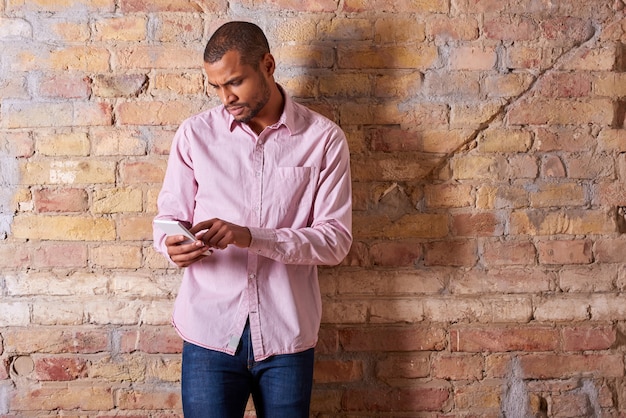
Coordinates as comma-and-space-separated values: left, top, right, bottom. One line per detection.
579, 379, 602, 418
501, 357, 531, 418
0, 155, 19, 238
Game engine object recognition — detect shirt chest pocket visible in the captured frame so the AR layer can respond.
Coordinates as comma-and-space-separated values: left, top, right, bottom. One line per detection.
265, 167, 318, 226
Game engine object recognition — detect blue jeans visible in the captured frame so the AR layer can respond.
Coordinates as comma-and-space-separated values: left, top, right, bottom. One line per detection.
181, 322, 315, 418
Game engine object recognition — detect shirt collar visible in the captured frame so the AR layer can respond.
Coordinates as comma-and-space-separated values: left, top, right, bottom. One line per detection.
227, 84, 295, 136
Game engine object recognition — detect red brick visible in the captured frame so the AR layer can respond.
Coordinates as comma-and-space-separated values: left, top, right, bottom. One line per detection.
239, 0, 337, 12
119, 327, 183, 354
535, 72, 592, 98
424, 240, 478, 267
344, 386, 450, 412
368, 240, 422, 267
451, 268, 553, 294
120, 0, 224, 12
452, 212, 504, 237
10, 384, 114, 410
34, 188, 89, 213
343, 0, 448, 13
313, 359, 363, 383
521, 353, 623, 379
117, 387, 181, 409
562, 326, 616, 351
34, 356, 88, 381
432, 353, 484, 380
540, 17, 594, 44
450, 326, 559, 352
595, 237, 626, 263
482, 240, 536, 266
32, 243, 88, 268
535, 126, 596, 152
426, 15, 479, 41
119, 160, 167, 184
38, 73, 91, 99
340, 326, 446, 352
484, 15, 538, 41
3, 328, 109, 353
376, 353, 430, 380
537, 239, 593, 265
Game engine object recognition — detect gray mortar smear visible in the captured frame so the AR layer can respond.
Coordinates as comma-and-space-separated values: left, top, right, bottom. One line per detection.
0, 153, 19, 239
501, 357, 532, 418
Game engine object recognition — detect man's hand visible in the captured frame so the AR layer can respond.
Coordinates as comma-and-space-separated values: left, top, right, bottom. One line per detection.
164, 235, 211, 268
190, 218, 252, 250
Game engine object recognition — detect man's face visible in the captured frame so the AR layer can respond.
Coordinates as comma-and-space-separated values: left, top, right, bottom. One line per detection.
204, 50, 271, 124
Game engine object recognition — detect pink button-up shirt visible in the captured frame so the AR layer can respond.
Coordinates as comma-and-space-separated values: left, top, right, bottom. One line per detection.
153, 91, 352, 361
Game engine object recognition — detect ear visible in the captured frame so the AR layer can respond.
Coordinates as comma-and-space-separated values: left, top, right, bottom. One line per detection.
261, 53, 275, 77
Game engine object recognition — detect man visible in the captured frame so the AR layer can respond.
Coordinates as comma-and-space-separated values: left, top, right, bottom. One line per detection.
153, 21, 353, 417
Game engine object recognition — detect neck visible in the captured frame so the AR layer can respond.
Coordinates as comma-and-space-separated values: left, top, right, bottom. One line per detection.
248, 84, 284, 135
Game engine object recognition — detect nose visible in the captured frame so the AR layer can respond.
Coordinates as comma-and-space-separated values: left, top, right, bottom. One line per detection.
218, 87, 237, 105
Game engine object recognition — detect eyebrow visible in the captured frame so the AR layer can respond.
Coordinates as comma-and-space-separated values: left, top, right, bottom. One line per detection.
207, 76, 243, 88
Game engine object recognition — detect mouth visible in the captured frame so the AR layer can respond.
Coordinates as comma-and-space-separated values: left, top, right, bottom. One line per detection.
226, 105, 246, 117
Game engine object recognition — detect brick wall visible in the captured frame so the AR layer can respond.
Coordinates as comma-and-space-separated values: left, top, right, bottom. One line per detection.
1, 0, 625, 416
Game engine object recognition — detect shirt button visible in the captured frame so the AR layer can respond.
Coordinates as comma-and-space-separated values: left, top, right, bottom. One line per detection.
249, 273, 256, 280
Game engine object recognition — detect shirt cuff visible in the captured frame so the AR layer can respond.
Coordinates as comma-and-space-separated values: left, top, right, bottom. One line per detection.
248, 227, 276, 254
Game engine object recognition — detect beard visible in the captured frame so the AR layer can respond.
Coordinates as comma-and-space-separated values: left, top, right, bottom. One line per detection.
229, 75, 271, 124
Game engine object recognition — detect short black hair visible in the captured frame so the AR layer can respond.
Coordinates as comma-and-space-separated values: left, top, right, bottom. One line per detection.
203, 21, 270, 68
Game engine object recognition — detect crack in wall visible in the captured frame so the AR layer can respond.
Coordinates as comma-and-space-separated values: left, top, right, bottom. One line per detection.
424, 12, 623, 182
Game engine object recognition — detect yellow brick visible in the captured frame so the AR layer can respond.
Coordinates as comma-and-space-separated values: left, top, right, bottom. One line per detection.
417, 129, 469, 154
476, 185, 529, 209
12, 215, 115, 241
20, 160, 116, 185
280, 74, 317, 98
116, 45, 201, 69
145, 187, 161, 214
94, 16, 147, 41
374, 17, 426, 43
509, 98, 614, 126
317, 18, 372, 41
344, 0, 448, 13
267, 18, 317, 42
273, 44, 335, 68
450, 101, 504, 129
319, 73, 371, 97
2, 102, 73, 128
510, 210, 615, 235
594, 73, 626, 97
153, 72, 204, 96
93, 188, 143, 213
424, 184, 474, 208
90, 244, 143, 269
374, 71, 422, 98
598, 128, 626, 152
1, 101, 112, 128
353, 213, 448, 239
561, 45, 617, 71
7, 0, 114, 12
452, 155, 501, 180
483, 73, 535, 98
36, 131, 90, 156
91, 127, 148, 156
478, 129, 533, 153
338, 45, 438, 69
529, 183, 586, 207
450, 46, 498, 70
50, 46, 111, 71
51, 21, 90, 42
116, 100, 205, 126
117, 215, 153, 240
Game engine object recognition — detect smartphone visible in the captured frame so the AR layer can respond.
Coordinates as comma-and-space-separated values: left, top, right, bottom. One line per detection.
154, 219, 212, 255
154, 219, 199, 244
